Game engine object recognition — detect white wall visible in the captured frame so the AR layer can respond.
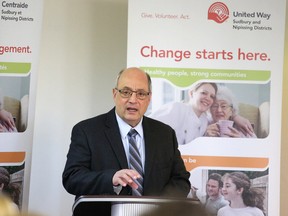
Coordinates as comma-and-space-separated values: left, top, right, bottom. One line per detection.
28, 0, 128, 215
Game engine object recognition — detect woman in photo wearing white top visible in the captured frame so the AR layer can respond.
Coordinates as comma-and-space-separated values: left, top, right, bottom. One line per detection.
149, 82, 217, 144
149, 82, 254, 144
217, 172, 265, 216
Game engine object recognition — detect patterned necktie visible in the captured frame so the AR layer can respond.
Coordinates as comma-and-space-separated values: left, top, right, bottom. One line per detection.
127, 129, 144, 196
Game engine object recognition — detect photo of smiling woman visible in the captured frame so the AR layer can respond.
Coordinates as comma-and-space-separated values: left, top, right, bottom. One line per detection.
149, 82, 218, 144
149, 82, 255, 144
205, 86, 257, 138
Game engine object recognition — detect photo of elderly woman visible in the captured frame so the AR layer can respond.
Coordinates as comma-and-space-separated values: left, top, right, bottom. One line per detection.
149, 81, 270, 144
205, 85, 257, 138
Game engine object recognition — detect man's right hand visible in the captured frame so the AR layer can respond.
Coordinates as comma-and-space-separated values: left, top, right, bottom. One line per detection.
112, 169, 141, 189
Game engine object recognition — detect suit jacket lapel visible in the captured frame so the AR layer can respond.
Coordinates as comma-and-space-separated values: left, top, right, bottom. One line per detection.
105, 108, 129, 169
142, 117, 156, 183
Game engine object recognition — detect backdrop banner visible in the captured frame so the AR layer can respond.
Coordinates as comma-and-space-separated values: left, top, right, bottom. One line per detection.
127, 1, 286, 215
0, 0, 43, 211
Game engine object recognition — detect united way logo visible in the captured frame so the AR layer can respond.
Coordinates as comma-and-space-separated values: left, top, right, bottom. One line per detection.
208, 2, 229, 23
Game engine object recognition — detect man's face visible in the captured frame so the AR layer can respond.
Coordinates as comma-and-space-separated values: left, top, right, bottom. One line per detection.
113, 68, 151, 127
206, 179, 221, 198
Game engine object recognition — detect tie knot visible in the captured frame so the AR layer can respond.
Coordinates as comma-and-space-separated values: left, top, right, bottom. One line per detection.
128, 129, 138, 138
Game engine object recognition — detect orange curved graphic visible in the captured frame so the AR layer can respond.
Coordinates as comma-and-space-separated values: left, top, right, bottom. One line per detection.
0, 152, 25, 163
182, 155, 269, 172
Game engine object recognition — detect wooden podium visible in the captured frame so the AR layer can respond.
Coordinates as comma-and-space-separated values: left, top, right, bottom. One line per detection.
72, 195, 200, 216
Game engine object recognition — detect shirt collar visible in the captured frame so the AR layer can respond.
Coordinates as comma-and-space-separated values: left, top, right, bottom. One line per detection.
115, 111, 144, 139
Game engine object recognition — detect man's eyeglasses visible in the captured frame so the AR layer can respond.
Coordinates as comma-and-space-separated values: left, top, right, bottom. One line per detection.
211, 104, 232, 111
115, 88, 150, 100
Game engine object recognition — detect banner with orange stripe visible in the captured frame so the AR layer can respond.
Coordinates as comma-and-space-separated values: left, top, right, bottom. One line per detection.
128, 0, 285, 215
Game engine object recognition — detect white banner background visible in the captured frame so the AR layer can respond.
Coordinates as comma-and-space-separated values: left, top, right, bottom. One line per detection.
127, 1, 286, 215
0, 0, 43, 211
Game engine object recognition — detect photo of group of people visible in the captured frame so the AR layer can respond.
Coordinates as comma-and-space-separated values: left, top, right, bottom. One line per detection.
147, 79, 270, 215
0, 76, 30, 133
148, 80, 270, 144
189, 169, 268, 216
0, 165, 25, 211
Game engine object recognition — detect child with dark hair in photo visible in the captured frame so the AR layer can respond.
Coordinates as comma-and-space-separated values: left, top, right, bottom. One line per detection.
218, 171, 265, 216
0, 167, 21, 209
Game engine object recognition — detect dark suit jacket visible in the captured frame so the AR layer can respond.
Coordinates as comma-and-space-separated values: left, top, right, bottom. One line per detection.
62, 107, 190, 198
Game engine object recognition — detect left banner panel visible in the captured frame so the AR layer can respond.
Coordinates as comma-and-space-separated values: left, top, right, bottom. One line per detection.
0, 0, 43, 211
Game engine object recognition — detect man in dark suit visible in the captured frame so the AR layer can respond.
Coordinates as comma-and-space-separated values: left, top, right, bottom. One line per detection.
62, 67, 190, 199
